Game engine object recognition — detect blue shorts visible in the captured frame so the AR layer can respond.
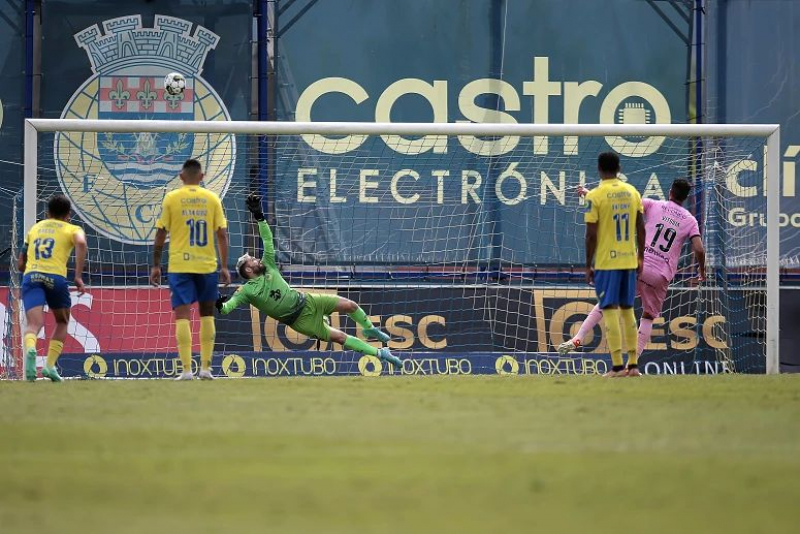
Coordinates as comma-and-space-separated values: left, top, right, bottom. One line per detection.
594, 269, 637, 308
22, 272, 71, 311
168, 272, 219, 308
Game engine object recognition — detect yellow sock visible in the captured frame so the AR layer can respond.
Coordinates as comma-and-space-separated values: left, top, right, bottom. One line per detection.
175, 319, 193, 373
24, 333, 37, 353
46, 340, 64, 368
200, 316, 215, 371
603, 308, 623, 368
621, 307, 639, 367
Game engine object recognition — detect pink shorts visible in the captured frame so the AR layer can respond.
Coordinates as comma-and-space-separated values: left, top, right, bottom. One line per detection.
637, 269, 670, 318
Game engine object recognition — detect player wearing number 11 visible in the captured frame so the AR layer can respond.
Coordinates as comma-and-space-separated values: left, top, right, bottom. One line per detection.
583, 152, 645, 377
150, 159, 231, 381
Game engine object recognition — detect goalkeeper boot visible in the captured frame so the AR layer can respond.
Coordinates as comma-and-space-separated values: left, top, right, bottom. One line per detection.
198, 369, 215, 381
174, 371, 194, 381
377, 347, 402, 368
41, 366, 63, 383
557, 338, 581, 356
362, 327, 390, 343
25, 347, 37, 382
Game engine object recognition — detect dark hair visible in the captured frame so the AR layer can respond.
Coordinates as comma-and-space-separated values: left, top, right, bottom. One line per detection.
182, 158, 202, 174
238, 263, 249, 280
597, 152, 620, 174
48, 194, 71, 219
671, 178, 692, 202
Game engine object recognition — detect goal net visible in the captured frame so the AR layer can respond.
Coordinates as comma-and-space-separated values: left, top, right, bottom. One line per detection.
5, 120, 779, 379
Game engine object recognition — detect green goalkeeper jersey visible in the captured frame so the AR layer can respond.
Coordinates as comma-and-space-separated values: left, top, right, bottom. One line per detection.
220, 221, 305, 322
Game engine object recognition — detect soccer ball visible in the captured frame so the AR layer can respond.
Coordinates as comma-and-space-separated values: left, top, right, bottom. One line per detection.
163, 72, 186, 96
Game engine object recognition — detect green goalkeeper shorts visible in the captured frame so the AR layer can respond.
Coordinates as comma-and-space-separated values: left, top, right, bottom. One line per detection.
290, 293, 339, 342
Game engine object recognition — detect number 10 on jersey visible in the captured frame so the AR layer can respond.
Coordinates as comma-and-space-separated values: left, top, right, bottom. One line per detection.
185, 219, 208, 247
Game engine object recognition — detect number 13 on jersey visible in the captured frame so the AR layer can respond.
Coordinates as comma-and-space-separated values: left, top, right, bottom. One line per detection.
32, 238, 55, 260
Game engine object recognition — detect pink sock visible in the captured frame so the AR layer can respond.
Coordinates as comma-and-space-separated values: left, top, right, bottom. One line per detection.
576, 305, 603, 343
638, 318, 654, 355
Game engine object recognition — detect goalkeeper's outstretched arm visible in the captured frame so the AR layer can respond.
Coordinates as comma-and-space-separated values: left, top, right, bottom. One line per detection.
215, 193, 274, 316
216, 290, 248, 315
246, 193, 277, 268
257, 221, 277, 268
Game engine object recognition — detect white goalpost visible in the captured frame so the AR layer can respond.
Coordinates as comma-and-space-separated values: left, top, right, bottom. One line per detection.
14, 119, 780, 378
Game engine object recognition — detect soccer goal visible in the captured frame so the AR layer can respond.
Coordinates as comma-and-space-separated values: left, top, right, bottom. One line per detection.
8, 119, 780, 378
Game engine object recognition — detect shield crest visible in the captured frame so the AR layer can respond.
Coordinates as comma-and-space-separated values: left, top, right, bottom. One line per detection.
97, 74, 195, 188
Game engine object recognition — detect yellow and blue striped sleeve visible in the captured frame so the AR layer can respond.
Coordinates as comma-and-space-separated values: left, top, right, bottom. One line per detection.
155, 194, 172, 231
213, 195, 227, 230
584, 189, 600, 224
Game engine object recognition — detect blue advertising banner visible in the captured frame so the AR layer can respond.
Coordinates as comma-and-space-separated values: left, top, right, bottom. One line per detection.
56, 350, 733, 379
274, 0, 695, 267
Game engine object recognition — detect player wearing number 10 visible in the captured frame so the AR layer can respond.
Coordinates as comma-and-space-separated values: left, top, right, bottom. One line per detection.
19, 194, 87, 382
150, 159, 231, 381
583, 152, 645, 377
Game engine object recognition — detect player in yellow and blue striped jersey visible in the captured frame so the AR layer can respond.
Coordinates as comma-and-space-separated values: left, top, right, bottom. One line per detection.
18, 194, 87, 382
584, 152, 645, 377
150, 159, 230, 380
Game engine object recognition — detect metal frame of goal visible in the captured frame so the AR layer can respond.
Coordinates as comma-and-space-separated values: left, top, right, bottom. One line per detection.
22, 119, 781, 374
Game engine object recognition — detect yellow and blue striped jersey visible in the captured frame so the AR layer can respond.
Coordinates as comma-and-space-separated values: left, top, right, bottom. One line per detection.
24, 219, 84, 277
584, 178, 643, 270
156, 184, 227, 274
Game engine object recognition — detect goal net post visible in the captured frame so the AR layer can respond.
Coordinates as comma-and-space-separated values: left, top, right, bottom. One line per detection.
10, 119, 779, 378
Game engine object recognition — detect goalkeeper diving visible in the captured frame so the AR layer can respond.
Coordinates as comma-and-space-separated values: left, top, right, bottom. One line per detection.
216, 194, 403, 368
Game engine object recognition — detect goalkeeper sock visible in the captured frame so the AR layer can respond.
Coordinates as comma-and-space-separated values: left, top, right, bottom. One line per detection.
575, 305, 603, 343
200, 316, 215, 371
46, 340, 64, 368
24, 332, 37, 353
621, 307, 639, 367
175, 319, 193, 373
348, 306, 374, 330
344, 335, 378, 357
603, 308, 623, 369
637, 317, 654, 358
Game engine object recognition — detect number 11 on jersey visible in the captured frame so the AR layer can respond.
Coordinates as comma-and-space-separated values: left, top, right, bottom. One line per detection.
613, 213, 630, 242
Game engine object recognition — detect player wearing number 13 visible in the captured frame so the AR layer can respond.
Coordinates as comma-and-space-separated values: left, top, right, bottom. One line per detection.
584, 152, 645, 377
150, 159, 231, 381
19, 194, 87, 382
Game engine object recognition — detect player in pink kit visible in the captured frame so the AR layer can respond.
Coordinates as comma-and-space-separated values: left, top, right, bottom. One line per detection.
559, 179, 706, 376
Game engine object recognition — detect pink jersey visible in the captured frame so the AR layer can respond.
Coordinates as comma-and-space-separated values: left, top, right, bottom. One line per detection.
642, 199, 701, 281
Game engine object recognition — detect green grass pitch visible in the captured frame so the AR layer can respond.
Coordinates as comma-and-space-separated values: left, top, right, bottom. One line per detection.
1, 375, 799, 533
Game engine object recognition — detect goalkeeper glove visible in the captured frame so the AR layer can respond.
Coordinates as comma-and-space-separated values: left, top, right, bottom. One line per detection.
246, 193, 265, 221
215, 294, 230, 312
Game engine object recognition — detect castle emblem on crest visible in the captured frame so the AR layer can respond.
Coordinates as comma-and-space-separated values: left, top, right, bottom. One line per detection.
55, 15, 236, 245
